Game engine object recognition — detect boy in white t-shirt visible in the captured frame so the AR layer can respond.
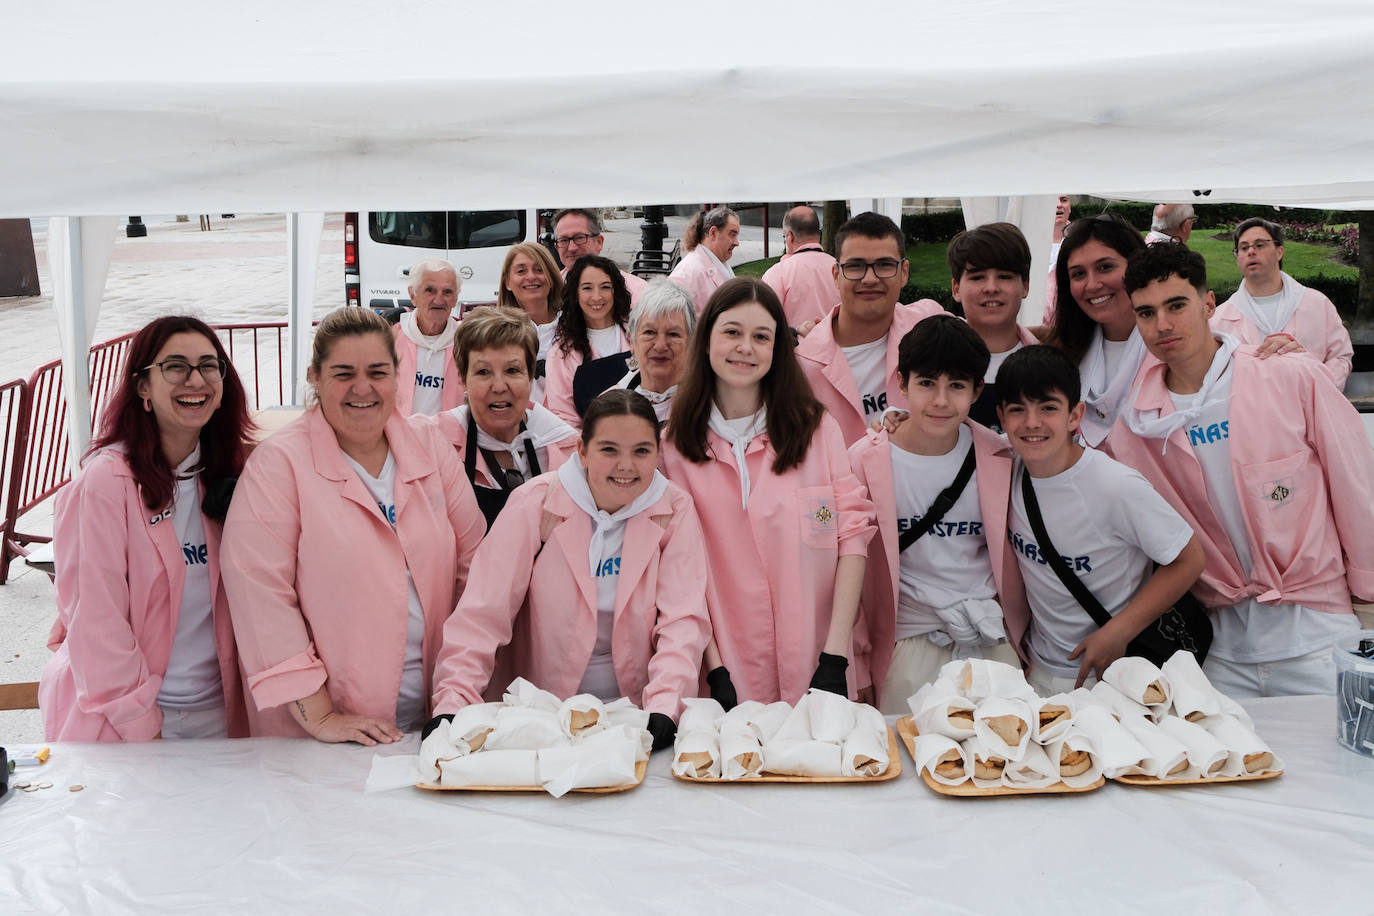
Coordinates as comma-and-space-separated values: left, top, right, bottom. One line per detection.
1113, 242, 1371, 697
996, 345, 1205, 693
849, 315, 1031, 713
946, 222, 1042, 434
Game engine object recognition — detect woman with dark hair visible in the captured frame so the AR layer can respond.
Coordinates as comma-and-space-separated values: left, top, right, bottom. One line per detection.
662, 277, 876, 707
430, 389, 710, 751
40, 316, 253, 741
543, 254, 632, 427
1045, 215, 1148, 448
222, 307, 485, 744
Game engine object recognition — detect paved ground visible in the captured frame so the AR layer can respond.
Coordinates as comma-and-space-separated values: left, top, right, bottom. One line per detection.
0, 210, 781, 744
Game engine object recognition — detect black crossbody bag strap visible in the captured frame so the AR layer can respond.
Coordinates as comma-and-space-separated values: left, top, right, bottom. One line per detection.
1019, 470, 1114, 629
897, 446, 977, 553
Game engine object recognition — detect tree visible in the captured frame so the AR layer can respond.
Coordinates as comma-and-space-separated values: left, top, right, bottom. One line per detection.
1355, 212, 1374, 328
821, 201, 848, 253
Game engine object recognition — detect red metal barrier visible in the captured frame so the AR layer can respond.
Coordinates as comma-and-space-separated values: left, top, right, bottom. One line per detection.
0, 321, 293, 583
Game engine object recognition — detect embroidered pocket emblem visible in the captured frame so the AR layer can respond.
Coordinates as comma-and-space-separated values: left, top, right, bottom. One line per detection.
1264, 476, 1294, 507
810, 501, 835, 528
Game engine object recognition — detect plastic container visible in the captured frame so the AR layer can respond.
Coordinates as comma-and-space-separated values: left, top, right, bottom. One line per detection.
1334, 629, 1374, 758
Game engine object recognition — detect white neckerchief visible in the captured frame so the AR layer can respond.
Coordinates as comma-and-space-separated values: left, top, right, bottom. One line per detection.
708, 404, 768, 510
615, 368, 676, 403
399, 310, 458, 352
699, 245, 735, 284
450, 403, 578, 476
1230, 271, 1304, 338
175, 444, 204, 482
1126, 334, 1240, 450
1078, 325, 1147, 446
557, 451, 669, 579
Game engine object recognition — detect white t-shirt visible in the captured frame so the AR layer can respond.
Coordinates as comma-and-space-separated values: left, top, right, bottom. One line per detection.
1171, 376, 1358, 663
410, 337, 448, 417
587, 326, 626, 359
158, 450, 224, 711
577, 523, 625, 702
1010, 448, 1195, 678
890, 426, 996, 640
345, 451, 428, 730
840, 335, 890, 426
1100, 335, 1132, 383
1249, 291, 1287, 330
985, 342, 1024, 384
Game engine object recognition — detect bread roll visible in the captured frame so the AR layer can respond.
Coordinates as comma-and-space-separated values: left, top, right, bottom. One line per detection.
986, 714, 1026, 747
568, 708, 600, 734
933, 750, 965, 780
974, 756, 1006, 781
1142, 682, 1167, 705
949, 708, 974, 726
1165, 757, 1189, 776
678, 751, 715, 779
1038, 705, 1069, 730
1059, 748, 1092, 777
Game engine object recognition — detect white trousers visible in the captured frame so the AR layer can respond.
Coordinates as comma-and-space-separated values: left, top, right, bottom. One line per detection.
159, 705, 228, 739
879, 637, 1021, 716
1203, 646, 1338, 699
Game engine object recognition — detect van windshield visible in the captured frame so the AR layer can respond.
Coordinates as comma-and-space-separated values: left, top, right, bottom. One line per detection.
369, 211, 527, 250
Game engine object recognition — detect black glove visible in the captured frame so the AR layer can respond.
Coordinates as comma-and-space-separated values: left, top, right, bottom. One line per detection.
809, 652, 849, 696
420, 713, 454, 741
706, 666, 738, 711
646, 712, 677, 752
201, 476, 239, 522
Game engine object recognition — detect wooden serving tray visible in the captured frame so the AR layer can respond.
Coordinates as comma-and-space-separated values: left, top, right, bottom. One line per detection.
1113, 768, 1282, 787
673, 726, 903, 784
895, 716, 1104, 797
415, 758, 646, 794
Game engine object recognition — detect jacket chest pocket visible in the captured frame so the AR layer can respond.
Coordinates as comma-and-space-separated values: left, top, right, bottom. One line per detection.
1236, 450, 1318, 517
796, 485, 839, 550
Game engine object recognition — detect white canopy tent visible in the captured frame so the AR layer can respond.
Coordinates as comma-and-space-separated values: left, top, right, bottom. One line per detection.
4, 0, 1373, 462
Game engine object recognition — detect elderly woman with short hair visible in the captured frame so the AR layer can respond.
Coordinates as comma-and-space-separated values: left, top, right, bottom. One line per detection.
615, 279, 698, 421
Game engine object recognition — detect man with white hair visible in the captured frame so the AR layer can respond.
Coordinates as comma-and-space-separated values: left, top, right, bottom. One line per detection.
762, 205, 838, 328
551, 208, 649, 306
669, 205, 740, 312
1145, 203, 1196, 245
394, 257, 463, 415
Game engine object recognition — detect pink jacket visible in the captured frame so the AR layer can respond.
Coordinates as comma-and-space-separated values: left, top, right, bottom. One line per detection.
668, 247, 731, 312
761, 246, 839, 328
660, 415, 877, 704
428, 408, 579, 488
221, 408, 485, 736
39, 450, 249, 742
432, 474, 710, 719
1213, 285, 1353, 389
1108, 348, 1374, 613
541, 327, 630, 428
847, 424, 1030, 706
393, 324, 464, 416
796, 299, 947, 445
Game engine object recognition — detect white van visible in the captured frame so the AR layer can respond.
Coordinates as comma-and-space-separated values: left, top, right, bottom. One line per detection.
344, 209, 541, 314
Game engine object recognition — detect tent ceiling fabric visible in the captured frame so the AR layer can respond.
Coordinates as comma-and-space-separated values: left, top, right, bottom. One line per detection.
3, 1, 1374, 216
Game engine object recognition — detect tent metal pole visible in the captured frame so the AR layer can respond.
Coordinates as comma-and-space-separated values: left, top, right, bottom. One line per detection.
60, 217, 93, 470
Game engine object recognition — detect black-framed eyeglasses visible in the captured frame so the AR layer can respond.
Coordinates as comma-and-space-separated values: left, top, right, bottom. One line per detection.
553, 233, 597, 249
138, 357, 227, 384
1236, 239, 1275, 254
838, 258, 905, 281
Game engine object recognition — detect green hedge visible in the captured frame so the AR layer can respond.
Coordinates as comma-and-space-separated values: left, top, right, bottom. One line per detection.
902, 201, 1365, 245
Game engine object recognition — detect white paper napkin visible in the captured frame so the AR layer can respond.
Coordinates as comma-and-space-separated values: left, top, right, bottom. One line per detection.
1116, 715, 1190, 779
1158, 715, 1230, 778
761, 738, 845, 777
1090, 681, 1153, 721
840, 705, 889, 777
439, 749, 541, 788
1102, 657, 1172, 709
672, 728, 721, 779
1160, 651, 1222, 721
804, 688, 859, 744
972, 696, 1034, 762
558, 694, 609, 738
484, 706, 570, 751
1071, 705, 1151, 778
538, 739, 638, 797
502, 677, 562, 711
679, 697, 726, 734
961, 733, 1008, 788
911, 732, 970, 786
1032, 693, 1077, 744
1046, 728, 1101, 788
718, 719, 765, 779
1198, 714, 1283, 776
1002, 741, 1058, 789
365, 753, 427, 792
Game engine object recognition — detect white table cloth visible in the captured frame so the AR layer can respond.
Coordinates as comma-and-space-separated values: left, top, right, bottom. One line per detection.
2, 696, 1370, 913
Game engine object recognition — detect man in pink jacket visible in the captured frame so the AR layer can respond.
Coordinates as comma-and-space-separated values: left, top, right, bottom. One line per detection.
796, 211, 944, 445
668, 206, 739, 311
761, 205, 838, 328
552, 208, 649, 307
394, 257, 464, 415
1113, 241, 1372, 697
1211, 217, 1353, 389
